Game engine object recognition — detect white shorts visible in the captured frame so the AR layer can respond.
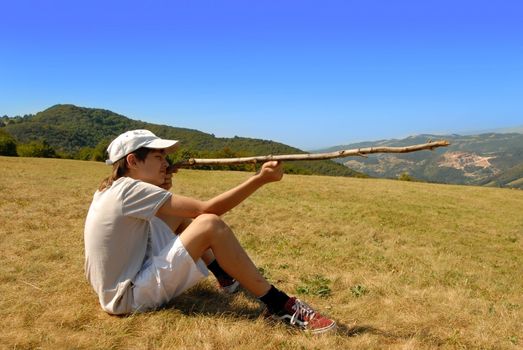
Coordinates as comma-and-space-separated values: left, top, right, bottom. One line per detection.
131, 217, 208, 312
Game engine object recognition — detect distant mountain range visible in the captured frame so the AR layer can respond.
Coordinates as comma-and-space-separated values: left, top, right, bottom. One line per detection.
2, 104, 521, 188
0, 104, 360, 177
459, 125, 523, 135
318, 133, 523, 189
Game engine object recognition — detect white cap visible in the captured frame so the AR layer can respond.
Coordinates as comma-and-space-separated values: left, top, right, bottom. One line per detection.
105, 129, 179, 165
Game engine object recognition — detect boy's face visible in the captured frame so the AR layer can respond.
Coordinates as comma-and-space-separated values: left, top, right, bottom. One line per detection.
134, 150, 169, 186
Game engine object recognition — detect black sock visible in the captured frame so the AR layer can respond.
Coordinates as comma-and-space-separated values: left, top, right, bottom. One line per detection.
258, 285, 290, 314
207, 259, 232, 280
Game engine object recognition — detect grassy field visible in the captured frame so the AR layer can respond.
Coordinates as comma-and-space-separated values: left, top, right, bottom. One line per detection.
1, 156, 522, 349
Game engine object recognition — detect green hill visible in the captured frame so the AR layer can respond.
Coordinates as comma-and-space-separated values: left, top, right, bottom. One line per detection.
1, 104, 362, 177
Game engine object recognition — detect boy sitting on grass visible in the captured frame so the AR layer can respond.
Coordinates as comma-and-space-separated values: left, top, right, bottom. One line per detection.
84, 129, 336, 334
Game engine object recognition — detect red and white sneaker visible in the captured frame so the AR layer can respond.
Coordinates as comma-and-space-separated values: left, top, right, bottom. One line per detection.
268, 297, 336, 334
217, 276, 240, 294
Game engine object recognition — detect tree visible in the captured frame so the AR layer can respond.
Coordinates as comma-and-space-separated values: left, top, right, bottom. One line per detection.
0, 129, 18, 156
17, 140, 57, 158
398, 172, 414, 181
75, 147, 95, 160
92, 138, 111, 162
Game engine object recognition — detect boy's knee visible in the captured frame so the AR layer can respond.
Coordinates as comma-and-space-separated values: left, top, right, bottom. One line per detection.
194, 213, 227, 233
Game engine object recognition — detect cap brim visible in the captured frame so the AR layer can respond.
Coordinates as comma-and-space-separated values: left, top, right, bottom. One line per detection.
146, 139, 179, 154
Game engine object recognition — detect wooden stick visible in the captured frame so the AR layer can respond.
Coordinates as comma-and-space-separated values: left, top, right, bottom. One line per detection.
174, 140, 450, 167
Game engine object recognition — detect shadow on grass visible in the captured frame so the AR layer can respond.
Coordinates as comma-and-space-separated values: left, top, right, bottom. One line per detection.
164, 284, 264, 320
336, 323, 405, 338
158, 284, 413, 341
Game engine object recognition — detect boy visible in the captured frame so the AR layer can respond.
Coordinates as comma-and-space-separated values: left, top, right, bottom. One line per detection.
84, 129, 336, 334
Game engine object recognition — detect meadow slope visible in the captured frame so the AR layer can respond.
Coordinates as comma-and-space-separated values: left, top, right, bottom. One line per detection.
1, 156, 522, 349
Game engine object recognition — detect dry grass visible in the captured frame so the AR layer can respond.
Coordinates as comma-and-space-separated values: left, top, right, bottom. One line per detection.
1, 156, 522, 349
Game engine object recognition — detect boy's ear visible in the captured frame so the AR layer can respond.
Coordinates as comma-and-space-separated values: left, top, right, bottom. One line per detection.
126, 153, 138, 169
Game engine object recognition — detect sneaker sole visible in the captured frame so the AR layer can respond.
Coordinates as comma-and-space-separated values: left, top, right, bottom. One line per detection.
219, 280, 240, 294
269, 314, 337, 334
310, 321, 337, 335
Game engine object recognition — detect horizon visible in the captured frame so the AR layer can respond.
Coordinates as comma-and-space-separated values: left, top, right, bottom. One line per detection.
1, 0, 522, 149
2, 103, 522, 151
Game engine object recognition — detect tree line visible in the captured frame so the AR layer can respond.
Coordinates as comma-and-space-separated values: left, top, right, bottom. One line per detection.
0, 127, 316, 173
0, 105, 364, 177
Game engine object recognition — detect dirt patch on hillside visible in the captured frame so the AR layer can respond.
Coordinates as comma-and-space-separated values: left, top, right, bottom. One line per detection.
438, 152, 495, 170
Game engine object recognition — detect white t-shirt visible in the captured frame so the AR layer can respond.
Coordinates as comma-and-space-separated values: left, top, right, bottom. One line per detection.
84, 177, 172, 314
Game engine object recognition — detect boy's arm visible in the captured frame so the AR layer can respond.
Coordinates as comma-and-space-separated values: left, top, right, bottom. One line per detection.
157, 161, 283, 218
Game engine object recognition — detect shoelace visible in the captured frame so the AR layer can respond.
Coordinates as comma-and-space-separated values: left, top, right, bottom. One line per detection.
290, 299, 316, 326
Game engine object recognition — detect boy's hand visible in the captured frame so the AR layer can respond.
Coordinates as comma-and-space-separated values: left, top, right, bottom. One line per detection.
160, 169, 176, 190
257, 161, 284, 184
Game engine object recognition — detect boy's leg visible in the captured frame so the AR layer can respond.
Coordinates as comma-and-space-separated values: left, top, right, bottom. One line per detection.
156, 215, 217, 264
179, 213, 270, 296
178, 213, 336, 334
157, 214, 238, 291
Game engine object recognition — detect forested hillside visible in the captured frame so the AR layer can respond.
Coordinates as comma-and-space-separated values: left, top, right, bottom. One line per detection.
1, 104, 362, 177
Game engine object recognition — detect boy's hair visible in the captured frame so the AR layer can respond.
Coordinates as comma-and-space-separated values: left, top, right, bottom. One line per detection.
98, 147, 152, 191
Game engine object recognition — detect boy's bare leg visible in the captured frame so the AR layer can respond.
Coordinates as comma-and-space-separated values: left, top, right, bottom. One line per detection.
157, 215, 215, 265
179, 214, 270, 297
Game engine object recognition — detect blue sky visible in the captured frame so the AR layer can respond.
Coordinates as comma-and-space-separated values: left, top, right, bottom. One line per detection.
1, 0, 522, 149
